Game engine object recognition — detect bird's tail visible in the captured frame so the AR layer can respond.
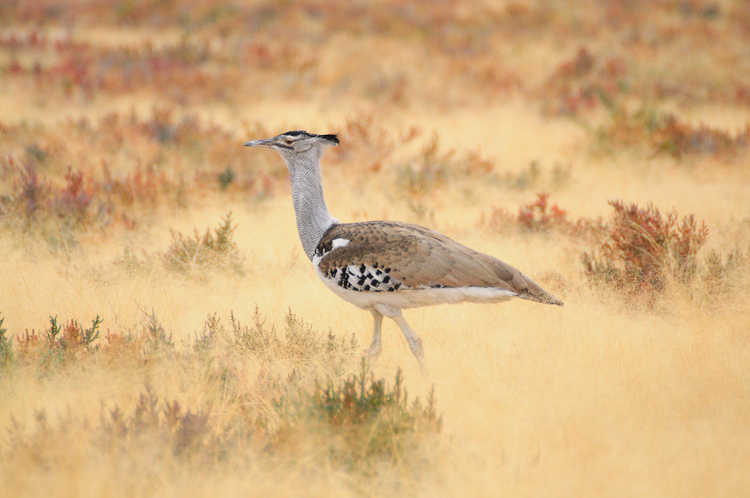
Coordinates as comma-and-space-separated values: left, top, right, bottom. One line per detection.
520, 289, 564, 306
517, 275, 564, 306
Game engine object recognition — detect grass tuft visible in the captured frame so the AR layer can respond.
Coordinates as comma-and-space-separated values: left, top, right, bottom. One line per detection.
228, 306, 357, 373
701, 245, 750, 300
163, 212, 245, 275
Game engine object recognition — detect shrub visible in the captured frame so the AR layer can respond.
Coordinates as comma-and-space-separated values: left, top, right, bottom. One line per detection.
0, 113, 284, 243
398, 133, 494, 195
3, 308, 438, 479
98, 387, 214, 458
7, 367, 441, 472
229, 306, 357, 370
539, 46, 608, 116
401, 136, 448, 189
9, 310, 178, 373
582, 200, 709, 294
702, 246, 750, 298
163, 212, 245, 275
485, 196, 712, 300
517, 192, 569, 232
0, 314, 13, 370
274, 360, 441, 470
593, 102, 750, 160
229, 306, 280, 358
217, 167, 235, 190
14, 162, 50, 220
14, 315, 102, 374
55, 168, 92, 223
483, 192, 606, 241
142, 309, 174, 357
652, 116, 750, 159
9, 387, 219, 461
503, 160, 542, 191
328, 114, 422, 173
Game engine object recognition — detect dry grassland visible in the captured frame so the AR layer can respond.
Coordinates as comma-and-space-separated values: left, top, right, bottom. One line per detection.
1, 1, 750, 496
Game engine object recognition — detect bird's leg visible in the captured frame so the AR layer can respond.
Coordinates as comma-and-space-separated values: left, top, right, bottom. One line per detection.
365, 310, 384, 368
391, 314, 430, 381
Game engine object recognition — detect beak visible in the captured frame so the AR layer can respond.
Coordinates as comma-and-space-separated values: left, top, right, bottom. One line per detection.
243, 138, 274, 148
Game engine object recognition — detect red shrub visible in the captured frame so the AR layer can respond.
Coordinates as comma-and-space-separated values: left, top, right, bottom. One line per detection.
56, 168, 92, 221
485, 192, 605, 242
517, 192, 569, 232
582, 200, 709, 294
652, 116, 750, 159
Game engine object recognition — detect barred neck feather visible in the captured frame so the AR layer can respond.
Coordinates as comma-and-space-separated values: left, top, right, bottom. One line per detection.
286, 152, 337, 260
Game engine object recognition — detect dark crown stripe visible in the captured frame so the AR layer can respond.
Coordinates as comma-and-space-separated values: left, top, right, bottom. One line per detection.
281, 130, 339, 146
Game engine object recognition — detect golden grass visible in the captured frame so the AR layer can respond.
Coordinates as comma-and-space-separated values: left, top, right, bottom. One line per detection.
2, 186, 749, 496
2, 1, 750, 496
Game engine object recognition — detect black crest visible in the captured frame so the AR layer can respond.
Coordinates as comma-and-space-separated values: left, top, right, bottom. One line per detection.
318, 133, 340, 146
282, 130, 340, 146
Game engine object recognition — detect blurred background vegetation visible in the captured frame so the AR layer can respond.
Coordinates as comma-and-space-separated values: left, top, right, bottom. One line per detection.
1, 1, 749, 497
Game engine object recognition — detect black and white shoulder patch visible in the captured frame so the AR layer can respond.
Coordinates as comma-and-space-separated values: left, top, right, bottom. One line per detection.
314, 224, 404, 293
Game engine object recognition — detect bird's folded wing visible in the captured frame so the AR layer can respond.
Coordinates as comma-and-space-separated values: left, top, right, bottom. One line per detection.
317, 221, 548, 299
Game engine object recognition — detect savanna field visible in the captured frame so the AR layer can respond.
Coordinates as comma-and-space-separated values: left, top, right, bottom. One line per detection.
1, 1, 750, 496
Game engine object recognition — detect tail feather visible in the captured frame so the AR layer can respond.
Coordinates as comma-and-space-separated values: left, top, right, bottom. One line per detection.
472, 253, 563, 306
516, 272, 564, 306
520, 289, 564, 306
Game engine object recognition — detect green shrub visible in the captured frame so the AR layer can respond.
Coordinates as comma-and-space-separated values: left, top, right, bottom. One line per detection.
14, 315, 102, 374
0, 314, 13, 370
274, 360, 441, 471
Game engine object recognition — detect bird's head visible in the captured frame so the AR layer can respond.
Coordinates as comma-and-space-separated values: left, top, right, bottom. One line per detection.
243, 130, 339, 166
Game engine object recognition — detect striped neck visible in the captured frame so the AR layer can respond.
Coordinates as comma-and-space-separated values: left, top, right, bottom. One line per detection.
285, 152, 337, 260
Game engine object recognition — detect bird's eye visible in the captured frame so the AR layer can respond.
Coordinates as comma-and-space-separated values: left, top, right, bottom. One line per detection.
285, 139, 293, 145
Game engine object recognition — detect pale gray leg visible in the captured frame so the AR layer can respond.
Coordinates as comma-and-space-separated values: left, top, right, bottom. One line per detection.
391, 314, 430, 380
366, 310, 384, 367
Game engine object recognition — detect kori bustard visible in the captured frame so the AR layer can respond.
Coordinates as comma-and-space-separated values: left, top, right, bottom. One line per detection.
244, 130, 562, 378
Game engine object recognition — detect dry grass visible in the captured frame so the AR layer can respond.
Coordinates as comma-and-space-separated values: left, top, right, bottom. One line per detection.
2, 1, 750, 496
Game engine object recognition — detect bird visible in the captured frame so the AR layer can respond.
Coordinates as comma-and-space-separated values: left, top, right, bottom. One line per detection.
243, 130, 563, 378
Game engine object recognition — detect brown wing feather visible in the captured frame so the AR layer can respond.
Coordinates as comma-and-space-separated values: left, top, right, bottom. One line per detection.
316, 221, 562, 305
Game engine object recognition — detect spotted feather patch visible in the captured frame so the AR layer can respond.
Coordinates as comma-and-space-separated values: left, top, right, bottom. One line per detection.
326, 263, 402, 293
